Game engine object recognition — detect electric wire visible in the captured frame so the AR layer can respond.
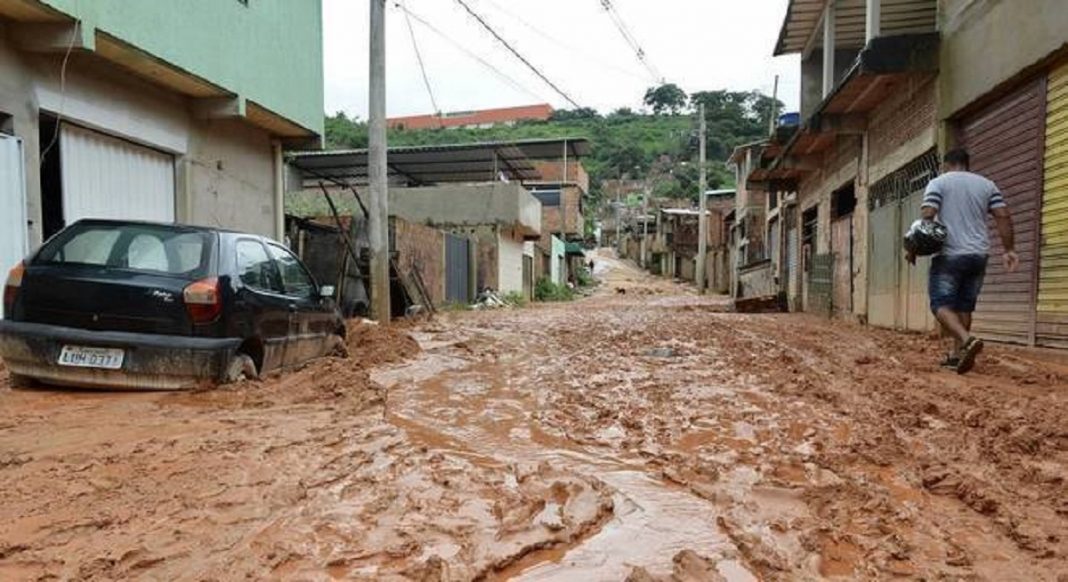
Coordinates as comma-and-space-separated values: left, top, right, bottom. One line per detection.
598, 0, 662, 83
474, 0, 648, 82
400, 0, 441, 121
40, 18, 81, 168
393, 3, 548, 104
453, 0, 582, 108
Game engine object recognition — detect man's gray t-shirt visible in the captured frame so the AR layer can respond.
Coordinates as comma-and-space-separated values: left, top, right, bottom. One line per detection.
922, 171, 1006, 256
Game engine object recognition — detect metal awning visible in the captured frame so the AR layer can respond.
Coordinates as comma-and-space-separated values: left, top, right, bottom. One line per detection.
774, 0, 937, 56
287, 138, 591, 187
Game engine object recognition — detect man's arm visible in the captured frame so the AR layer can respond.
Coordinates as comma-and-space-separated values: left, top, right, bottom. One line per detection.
991, 206, 1018, 272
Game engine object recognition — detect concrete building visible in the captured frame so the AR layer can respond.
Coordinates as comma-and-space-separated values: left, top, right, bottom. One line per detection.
0, 0, 323, 283
388, 183, 541, 295
286, 140, 561, 300
741, 0, 1068, 347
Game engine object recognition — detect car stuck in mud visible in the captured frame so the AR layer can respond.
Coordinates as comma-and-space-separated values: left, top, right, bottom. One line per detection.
0, 219, 344, 390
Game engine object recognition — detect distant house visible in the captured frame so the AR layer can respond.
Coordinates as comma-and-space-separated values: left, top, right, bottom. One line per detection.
0, 0, 324, 286
388, 104, 553, 131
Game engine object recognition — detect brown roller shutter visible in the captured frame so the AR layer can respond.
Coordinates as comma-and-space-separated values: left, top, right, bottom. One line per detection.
959, 78, 1045, 345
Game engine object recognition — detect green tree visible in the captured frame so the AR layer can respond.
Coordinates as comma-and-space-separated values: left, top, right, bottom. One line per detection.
324, 112, 368, 149
550, 107, 600, 122
643, 83, 688, 115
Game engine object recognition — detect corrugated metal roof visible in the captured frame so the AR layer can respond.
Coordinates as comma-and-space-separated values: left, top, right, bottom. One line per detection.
287, 138, 591, 186
774, 0, 937, 56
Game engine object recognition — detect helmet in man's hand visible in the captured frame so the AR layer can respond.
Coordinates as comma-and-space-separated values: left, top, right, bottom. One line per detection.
904, 219, 947, 256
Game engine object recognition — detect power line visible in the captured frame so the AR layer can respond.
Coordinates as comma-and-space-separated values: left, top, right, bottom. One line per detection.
598, 0, 662, 83
400, 0, 440, 119
453, 0, 582, 109
475, 0, 648, 82
393, 3, 548, 104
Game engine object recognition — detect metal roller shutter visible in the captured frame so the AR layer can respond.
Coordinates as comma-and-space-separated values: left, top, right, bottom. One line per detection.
960, 78, 1045, 345
60, 123, 175, 225
0, 135, 28, 317
1038, 62, 1068, 347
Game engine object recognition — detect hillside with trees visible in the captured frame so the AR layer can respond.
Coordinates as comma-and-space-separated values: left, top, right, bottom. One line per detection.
324, 85, 784, 212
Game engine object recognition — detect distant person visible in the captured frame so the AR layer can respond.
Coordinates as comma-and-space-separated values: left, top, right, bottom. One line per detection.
910, 148, 1017, 374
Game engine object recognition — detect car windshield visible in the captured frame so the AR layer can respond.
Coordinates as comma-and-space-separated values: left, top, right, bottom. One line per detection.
35, 222, 214, 279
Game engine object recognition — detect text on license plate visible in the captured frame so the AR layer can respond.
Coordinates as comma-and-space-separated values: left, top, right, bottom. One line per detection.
57, 346, 125, 370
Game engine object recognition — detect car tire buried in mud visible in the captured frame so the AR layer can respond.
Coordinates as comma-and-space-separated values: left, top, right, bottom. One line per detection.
7, 373, 37, 390
225, 353, 258, 384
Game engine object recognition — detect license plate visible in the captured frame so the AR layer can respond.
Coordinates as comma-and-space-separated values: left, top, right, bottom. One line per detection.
57, 346, 125, 370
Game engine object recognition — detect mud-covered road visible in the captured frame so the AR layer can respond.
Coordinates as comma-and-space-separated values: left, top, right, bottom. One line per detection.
1, 253, 1066, 581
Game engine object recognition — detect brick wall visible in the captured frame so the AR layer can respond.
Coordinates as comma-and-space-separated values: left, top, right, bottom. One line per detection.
868, 76, 937, 176
531, 160, 590, 192
562, 185, 583, 237
390, 217, 445, 308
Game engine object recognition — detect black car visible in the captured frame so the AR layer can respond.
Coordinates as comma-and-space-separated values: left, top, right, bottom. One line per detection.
0, 219, 345, 390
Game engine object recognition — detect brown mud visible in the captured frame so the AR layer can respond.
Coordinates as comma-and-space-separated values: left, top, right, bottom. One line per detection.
1, 253, 1065, 580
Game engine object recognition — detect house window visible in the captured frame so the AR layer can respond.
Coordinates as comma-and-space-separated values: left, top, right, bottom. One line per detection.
531, 189, 561, 207
832, 183, 856, 218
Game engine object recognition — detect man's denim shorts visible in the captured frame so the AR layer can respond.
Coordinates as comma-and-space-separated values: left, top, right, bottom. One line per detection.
929, 254, 988, 313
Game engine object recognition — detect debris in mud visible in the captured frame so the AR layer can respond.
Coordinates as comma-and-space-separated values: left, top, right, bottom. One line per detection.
732, 294, 784, 314
626, 550, 728, 582
344, 319, 422, 368
643, 347, 677, 358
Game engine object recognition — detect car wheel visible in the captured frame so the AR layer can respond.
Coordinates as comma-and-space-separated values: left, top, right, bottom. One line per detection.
328, 333, 349, 358
7, 373, 37, 390
224, 353, 258, 384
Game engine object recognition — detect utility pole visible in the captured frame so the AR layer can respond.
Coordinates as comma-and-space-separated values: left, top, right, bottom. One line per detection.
695, 103, 708, 294
768, 74, 780, 136
368, 0, 390, 321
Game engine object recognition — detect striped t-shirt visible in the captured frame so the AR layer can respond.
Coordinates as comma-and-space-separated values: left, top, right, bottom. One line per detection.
922, 171, 1006, 256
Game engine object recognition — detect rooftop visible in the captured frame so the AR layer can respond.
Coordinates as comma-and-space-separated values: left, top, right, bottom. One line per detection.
288, 138, 591, 187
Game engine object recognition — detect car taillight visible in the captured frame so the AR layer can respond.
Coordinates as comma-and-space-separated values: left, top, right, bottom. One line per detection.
183, 277, 221, 324
3, 261, 25, 316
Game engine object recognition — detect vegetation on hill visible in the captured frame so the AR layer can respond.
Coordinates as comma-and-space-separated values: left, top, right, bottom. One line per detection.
324, 86, 783, 212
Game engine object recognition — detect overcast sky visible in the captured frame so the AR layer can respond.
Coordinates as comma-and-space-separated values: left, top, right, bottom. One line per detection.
323, 0, 800, 119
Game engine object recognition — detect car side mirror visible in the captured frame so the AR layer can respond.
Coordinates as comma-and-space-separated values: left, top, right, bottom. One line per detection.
319, 285, 336, 298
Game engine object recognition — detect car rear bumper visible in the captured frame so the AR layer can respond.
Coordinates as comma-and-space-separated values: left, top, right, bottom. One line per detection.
0, 321, 242, 390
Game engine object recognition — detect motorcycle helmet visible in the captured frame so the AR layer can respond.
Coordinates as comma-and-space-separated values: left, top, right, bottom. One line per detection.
904, 219, 947, 256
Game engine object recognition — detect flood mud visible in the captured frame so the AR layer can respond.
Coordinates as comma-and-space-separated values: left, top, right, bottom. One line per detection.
1, 253, 1065, 580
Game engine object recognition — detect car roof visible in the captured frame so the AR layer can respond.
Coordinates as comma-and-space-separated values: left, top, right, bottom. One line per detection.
70, 218, 250, 236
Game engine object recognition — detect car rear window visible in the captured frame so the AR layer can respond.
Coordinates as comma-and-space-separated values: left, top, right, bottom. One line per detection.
36, 223, 214, 279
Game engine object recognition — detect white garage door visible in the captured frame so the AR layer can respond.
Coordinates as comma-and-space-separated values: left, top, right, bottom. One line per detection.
61, 123, 175, 224
0, 134, 28, 317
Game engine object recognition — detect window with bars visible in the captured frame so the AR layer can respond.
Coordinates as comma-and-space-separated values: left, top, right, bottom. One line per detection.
869, 149, 939, 210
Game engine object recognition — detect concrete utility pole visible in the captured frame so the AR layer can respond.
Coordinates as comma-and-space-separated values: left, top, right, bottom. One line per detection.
368, 0, 390, 322
695, 103, 708, 294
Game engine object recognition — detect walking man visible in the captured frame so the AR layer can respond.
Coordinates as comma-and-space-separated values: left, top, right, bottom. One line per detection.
911, 148, 1018, 374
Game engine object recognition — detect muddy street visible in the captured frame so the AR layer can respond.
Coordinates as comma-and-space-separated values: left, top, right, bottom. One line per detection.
1, 254, 1066, 581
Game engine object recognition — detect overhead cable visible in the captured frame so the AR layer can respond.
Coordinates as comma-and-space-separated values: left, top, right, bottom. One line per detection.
476, 0, 648, 82
394, 3, 548, 103
400, 1, 441, 120
453, 0, 582, 108
599, 0, 662, 83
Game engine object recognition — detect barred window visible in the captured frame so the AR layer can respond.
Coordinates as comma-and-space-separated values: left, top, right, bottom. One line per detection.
869, 149, 939, 210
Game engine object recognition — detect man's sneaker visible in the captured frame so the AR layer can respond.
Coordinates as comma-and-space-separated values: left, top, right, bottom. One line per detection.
940, 355, 960, 369
956, 337, 984, 375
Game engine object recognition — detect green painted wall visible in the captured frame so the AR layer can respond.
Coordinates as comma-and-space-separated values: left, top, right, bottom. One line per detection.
41, 0, 323, 135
